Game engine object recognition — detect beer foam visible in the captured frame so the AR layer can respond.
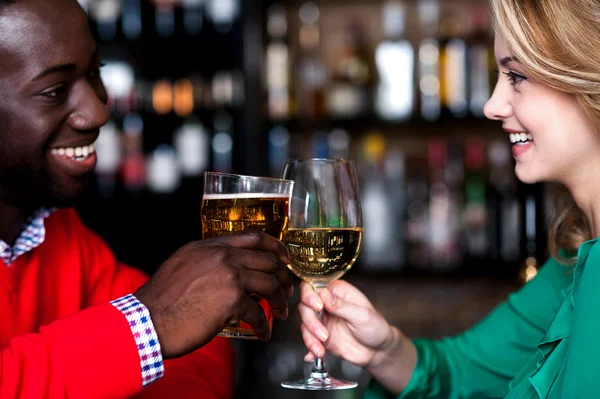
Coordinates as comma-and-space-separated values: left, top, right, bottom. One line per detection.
203, 193, 290, 200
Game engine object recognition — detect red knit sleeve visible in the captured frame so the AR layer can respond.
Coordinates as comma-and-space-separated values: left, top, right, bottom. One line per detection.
0, 303, 143, 399
68, 209, 236, 397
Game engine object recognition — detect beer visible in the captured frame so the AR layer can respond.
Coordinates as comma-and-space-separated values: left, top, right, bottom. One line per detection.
201, 192, 291, 339
201, 193, 290, 240
285, 227, 363, 288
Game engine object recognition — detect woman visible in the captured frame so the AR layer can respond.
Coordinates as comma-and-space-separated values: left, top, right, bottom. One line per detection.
299, 0, 600, 397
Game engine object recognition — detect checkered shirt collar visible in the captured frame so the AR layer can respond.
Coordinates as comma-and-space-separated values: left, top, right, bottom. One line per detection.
0, 208, 55, 267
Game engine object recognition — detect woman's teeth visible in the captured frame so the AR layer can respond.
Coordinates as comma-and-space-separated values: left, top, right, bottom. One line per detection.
509, 132, 533, 144
51, 143, 96, 161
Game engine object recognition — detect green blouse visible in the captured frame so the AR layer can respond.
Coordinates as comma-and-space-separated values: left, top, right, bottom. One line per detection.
364, 239, 600, 399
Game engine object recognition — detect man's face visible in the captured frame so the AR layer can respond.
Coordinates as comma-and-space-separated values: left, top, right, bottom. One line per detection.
0, 0, 109, 208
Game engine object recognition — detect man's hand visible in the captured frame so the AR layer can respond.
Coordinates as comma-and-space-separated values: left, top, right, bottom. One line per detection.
135, 229, 293, 359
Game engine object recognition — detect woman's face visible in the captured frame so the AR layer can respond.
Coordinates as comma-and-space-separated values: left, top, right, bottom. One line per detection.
484, 35, 600, 186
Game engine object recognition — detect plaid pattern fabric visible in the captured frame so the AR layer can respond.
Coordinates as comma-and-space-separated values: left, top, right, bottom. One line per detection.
111, 294, 165, 386
1, 209, 165, 387
0, 208, 54, 266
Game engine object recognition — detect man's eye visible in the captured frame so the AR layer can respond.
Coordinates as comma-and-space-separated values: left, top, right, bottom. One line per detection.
40, 85, 68, 99
503, 71, 527, 86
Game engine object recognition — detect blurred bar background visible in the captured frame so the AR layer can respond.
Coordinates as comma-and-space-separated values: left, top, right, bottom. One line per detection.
75, 0, 555, 397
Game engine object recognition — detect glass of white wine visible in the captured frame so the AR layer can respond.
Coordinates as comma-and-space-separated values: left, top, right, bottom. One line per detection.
280, 158, 363, 390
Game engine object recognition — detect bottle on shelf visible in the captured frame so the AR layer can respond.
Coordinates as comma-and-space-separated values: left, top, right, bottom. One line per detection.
427, 138, 461, 270
463, 137, 489, 266
439, 5, 469, 118
417, 0, 441, 121
469, 4, 494, 117
122, 0, 142, 40
147, 144, 180, 194
295, 2, 328, 121
120, 114, 146, 193
95, 121, 122, 197
266, 3, 292, 120
153, 0, 176, 38
360, 133, 404, 271
174, 119, 210, 177
327, 19, 374, 119
375, 0, 415, 121
89, 0, 121, 41
206, 0, 239, 33
268, 126, 290, 177
182, 0, 205, 36
327, 128, 351, 159
212, 110, 234, 172
405, 145, 430, 268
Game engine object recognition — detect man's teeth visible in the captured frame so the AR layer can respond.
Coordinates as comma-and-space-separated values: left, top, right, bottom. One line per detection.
509, 132, 533, 144
51, 143, 96, 160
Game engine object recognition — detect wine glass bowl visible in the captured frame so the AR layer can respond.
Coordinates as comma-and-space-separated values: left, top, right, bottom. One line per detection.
280, 158, 363, 390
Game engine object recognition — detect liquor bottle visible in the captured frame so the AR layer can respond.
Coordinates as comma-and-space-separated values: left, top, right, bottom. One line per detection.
487, 139, 520, 264
375, 1, 414, 121
427, 138, 461, 270
153, 0, 176, 38
120, 114, 146, 193
469, 4, 493, 117
417, 0, 441, 121
183, 0, 205, 36
328, 129, 350, 159
268, 126, 290, 177
89, 0, 121, 41
95, 121, 121, 197
360, 133, 403, 271
212, 110, 234, 172
122, 0, 142, 40
147, 144, 180, 194
439, 6, 469, 118
266, 4, 291, 120
405, 146, 430, 268
174, 119, 210, 177
327, 20, 373, 118
206, 0, 239, 33
295, 2, 327, 121
463, 138, 489, 266
173, 79, 195, 118
153, 80, 173, 115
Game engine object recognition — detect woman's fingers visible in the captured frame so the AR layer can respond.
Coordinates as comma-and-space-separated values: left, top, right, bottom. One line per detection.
298, 302, 329, 342
299, 281, 324, 311
328, 280, 374, 308
301, 323, 325, 360
320, 288, 371, 327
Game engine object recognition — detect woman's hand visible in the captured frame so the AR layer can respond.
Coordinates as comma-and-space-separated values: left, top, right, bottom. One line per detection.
299, 280, 397, 369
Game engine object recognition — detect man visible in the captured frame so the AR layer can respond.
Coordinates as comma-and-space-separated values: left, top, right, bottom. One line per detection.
0, 0, 293, 397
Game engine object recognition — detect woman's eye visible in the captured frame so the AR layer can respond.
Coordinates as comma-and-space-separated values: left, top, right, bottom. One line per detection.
503, 71, 527, 86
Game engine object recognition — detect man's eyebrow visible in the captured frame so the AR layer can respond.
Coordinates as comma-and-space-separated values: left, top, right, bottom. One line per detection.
31, 64, 76, 82
31, 48, 99, 82
499, 56, 519, 67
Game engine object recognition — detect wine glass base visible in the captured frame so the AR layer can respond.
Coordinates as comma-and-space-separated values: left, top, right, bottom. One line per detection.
280, 375, 358, 391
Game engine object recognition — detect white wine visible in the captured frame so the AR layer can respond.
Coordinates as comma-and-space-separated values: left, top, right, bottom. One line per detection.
285, 227, 363, 288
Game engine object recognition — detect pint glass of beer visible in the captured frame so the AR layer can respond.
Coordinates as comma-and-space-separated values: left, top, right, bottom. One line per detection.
201, 171, 294, 339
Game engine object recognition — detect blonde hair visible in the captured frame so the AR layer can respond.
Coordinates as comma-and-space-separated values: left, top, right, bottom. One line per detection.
489, 0, 600, 263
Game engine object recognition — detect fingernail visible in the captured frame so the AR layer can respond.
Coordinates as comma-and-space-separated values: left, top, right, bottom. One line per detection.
317, 329, 329, 342
311, 297, 323, 311
304, 353, 313, 362
312, 346, 323, 358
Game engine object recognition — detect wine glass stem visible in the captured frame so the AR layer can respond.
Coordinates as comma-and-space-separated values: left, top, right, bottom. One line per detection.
310, 310, 329, 377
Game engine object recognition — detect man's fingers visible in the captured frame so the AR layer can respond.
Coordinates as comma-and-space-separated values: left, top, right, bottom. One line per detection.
242, 270, 289, 320
219, 229, 291, 264
300, 281, 324, 312
301, 323, 325, 359
298, 302, 328, 342
320, 288, 371, 326
228, 248, 293, 296
239, 296, 271, 341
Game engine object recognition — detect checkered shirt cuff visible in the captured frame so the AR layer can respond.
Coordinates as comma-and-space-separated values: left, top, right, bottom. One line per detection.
111, 294, 165, 386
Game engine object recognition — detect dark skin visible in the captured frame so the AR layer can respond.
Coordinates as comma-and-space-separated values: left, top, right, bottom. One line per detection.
0, 0, 293, 358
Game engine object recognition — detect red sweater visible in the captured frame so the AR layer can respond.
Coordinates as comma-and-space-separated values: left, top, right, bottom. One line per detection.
0, 208, 234, 398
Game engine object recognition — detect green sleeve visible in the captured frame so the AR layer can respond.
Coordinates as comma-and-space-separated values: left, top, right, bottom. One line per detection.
561, 243, 600, 398
364, 257, 572, 399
